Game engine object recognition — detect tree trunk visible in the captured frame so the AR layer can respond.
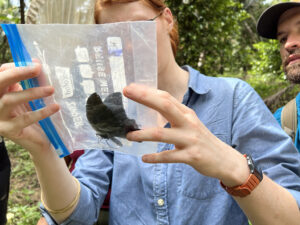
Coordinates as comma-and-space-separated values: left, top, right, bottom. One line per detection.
263, 84, 295, 111
20, 0, 25, 24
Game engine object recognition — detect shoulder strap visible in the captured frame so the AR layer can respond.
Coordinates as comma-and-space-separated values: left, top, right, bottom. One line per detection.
281, 98, 297, 142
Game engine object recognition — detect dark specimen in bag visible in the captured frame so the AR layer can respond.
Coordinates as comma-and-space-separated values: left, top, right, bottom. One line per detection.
86, 92, 139, 146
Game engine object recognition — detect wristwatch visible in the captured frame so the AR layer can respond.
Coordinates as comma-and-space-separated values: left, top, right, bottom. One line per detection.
220, 154, 263, 197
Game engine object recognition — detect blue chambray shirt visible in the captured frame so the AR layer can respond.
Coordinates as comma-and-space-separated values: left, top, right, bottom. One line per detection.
41, 66, 300, 225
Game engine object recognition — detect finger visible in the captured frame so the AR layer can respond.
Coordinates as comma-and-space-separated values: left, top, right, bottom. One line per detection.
12, 104, 60, 130
0, 62, 15, 72
0, 63, 41, 91
32, 58, 41, 64
167, 92, 193, 114
0, 86, 55, 117
142, 149, 187, 164
126, 83, 191, 114
8, 83, 22, 92
0, 60, 40, 72
123, 84, 187, 126
31, 58, 49, 87
127, 127, 188, 147
0, 63, 17, 95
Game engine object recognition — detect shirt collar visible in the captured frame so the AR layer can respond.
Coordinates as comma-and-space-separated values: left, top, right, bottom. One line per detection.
182, 65, 211, 95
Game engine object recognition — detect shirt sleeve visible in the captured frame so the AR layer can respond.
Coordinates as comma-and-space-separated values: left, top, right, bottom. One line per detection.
231, 80, 300, 208
40, 149, 113, 225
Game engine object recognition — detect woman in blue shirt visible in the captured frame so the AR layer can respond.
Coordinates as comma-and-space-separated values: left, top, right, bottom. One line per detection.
0, 1, 300, 224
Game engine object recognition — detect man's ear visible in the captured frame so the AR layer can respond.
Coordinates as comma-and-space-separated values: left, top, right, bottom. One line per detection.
162, 7, 174, 33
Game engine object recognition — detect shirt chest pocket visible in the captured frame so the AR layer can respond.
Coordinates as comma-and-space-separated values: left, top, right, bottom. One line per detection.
175, 161, 224, 200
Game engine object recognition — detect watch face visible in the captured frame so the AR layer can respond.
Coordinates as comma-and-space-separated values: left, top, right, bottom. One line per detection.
246, 155, 255, 173
246, 154, 263, 181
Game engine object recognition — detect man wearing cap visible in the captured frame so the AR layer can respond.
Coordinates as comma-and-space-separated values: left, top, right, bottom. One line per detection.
257, 0, 300, 153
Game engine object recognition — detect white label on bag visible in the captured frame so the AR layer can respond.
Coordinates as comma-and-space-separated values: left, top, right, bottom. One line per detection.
80, 80, 95, 95
94, 46, 106, 78
79, 64, 94, 78
66, 102, 84, 129
94, 45, 109, 98
107, 37, 127, 109
55, 67, 74, 99
75, 46, 89, 63
107, 37, 123, 57
109, 56, 126, 91
99, 78, 108, 86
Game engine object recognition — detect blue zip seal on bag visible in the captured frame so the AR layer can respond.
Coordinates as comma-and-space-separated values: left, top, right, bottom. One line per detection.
1, 24, 70, 158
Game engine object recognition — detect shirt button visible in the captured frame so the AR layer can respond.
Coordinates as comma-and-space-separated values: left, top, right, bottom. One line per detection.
157, 198, 164, 206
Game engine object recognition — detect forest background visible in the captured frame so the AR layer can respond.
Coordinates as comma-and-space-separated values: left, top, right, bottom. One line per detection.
0, 0, 298, 224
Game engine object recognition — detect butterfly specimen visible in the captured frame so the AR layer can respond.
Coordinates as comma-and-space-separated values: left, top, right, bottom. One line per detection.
86, 92, 140, 147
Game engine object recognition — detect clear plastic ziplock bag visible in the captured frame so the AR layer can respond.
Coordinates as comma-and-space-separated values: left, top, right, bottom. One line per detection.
1, 22, 158, 157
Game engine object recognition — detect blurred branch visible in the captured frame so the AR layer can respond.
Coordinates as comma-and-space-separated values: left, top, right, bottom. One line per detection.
264, 84, 295, 109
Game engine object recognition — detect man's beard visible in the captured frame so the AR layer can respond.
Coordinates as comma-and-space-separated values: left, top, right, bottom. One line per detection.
284, 62, 300, 84
283, 49, 300, 84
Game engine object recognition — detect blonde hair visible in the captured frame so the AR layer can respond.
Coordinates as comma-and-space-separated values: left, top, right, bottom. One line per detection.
94, 0, 179, 56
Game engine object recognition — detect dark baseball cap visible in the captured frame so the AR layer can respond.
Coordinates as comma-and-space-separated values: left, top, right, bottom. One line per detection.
257, 1, 300, 39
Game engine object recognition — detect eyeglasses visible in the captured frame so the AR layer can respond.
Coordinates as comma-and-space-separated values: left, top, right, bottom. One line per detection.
148, 10, 164, 21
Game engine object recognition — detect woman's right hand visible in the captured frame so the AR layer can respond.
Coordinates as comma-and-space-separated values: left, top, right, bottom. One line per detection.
0, 62, 60, 154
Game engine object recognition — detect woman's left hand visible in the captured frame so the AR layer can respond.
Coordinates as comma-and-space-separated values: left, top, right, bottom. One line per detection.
123, 83, 247, 182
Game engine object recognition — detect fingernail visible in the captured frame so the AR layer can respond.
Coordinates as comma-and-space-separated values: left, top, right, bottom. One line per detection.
142, 155, 148, 162
142, 154, 151, 163
126, 132, 133, 140
28, 62, 37, 69
50, 104, 60, 112
124, 86, 133, 97
44, 86, 54, 94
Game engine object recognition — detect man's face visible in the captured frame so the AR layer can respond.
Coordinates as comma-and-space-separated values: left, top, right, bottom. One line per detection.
278, 7, 300, 83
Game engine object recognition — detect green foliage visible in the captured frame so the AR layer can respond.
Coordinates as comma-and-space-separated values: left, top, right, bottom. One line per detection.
6, 140, 40, 225
164, 0, 291, 102
7, 204, 41, 225
0, 0, 20, 23
166, 0, 249, 76
0, 0, 20, 64
246, 39, 287, 98
8, 142, 36, 178
250, 40, 283, 78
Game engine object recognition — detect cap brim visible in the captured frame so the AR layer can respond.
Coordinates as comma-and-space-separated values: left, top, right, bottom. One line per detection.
257, 2, 300, 39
